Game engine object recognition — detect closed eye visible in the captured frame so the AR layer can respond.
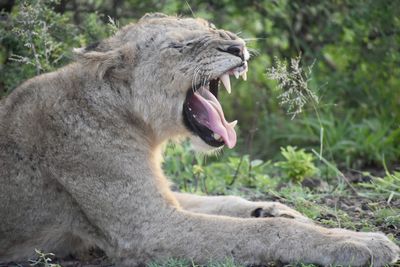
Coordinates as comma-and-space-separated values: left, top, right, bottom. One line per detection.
217, 46, 242, 59
168, 43, 184, 49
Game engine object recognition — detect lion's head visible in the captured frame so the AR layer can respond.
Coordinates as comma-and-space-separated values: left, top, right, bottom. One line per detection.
74, 13, 249, 151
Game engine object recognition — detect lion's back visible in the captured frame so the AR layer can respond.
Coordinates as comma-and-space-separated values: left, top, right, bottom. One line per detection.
0, 69, 84, 259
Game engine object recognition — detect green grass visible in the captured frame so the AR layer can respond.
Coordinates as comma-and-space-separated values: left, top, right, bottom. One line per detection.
359, 170, 400, 202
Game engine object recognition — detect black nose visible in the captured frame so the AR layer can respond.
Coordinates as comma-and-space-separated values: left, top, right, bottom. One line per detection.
226, 45, 243, 58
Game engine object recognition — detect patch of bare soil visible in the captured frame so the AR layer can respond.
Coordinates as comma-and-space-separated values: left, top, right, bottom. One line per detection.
319, 195, 400, 239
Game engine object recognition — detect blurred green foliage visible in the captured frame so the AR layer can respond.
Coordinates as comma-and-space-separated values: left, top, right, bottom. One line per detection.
1, 0, 399, 170
275, 146, 318, 183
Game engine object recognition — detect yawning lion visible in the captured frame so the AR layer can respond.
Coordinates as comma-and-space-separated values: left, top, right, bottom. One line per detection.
0, 13, 398, 266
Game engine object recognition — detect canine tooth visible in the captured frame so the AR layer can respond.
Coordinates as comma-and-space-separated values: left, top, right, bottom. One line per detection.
230, 120, 238, 128
213, 133, 221, 140
220, 73, 231, 94
234, 70, 240, 79
241, 72, 247, 81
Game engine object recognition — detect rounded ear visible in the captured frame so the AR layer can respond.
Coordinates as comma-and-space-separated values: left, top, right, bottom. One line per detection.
73, 48, 121, 79
73, 44, 136, 80
139, 12, 169, 22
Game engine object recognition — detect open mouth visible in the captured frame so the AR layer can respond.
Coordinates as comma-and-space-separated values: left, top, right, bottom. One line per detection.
183, 62, 248, 149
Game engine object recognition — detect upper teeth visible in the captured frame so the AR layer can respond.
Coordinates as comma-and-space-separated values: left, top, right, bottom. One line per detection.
241, 72, 247, 81
240, 62, 248, 81
219, 62, 248, 94
220, 73, 231, 94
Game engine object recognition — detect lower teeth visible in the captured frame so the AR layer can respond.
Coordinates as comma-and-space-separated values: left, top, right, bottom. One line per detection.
213, 133, 221, 140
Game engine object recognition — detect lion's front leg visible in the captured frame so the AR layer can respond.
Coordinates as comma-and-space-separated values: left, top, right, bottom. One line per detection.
57, 154, 399, 267
123, 211, 399, 267
174, 192, 312, 223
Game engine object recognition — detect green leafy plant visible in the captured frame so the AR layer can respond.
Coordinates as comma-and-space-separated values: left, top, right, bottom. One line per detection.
29, 249, 61, 267
275, 146, 318, 183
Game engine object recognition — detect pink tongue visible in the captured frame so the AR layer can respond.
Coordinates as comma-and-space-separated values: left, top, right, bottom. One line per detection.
190, 90, 237, 148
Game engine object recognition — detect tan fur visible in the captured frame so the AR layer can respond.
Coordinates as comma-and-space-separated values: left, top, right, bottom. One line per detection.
0, 13, 398, 266
173, 193, 311, 223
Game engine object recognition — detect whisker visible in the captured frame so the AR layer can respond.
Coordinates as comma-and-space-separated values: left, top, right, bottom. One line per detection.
191, 66, 201, 93
204, 73, 211, 89
202, 72, 208, 88
193, 66, 203, 93
194, 69, 200, 92
242, 37, 269, 41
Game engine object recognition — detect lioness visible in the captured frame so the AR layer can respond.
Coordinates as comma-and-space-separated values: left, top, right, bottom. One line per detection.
0, 13, 398, 267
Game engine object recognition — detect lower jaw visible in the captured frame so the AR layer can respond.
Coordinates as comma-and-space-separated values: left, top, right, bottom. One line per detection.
182, 108, 224, 148
190, 135, 224, 153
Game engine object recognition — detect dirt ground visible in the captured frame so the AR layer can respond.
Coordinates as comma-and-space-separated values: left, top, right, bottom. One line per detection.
319, 195, 400, 239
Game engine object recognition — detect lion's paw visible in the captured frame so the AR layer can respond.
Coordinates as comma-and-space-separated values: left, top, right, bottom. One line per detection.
250, 202, 312, 224
326, 230, 400, 267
